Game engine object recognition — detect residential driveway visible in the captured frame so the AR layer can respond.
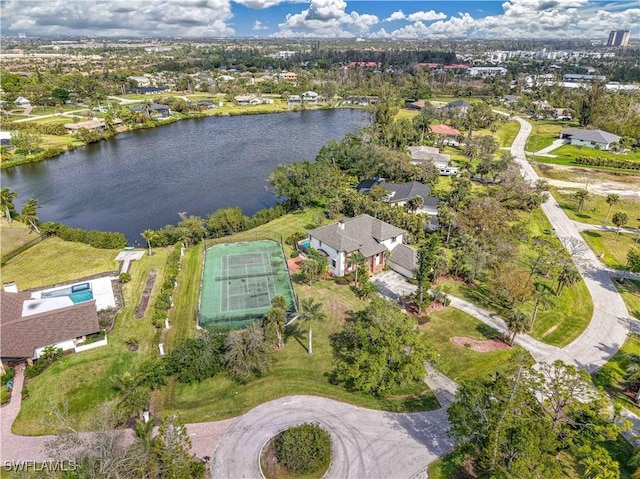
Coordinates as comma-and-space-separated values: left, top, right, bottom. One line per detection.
211, 395, 454, 479
371, 270, 416, 301
532, 138, 569, 156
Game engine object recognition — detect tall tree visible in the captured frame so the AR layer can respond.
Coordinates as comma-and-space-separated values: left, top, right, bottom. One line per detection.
556, 262, 581, 296
266, 296, 287, 349
603, 193, 620, 225
0, 187, 18, 223
349, 251, 367, 288
574, 189, 590, 212
141, 229, 156, 256
412, 105, 436, 143
331, 298, 433, 395
21, 197, 40, 233
223, 323, 271, 381
299, 298, 326, 355
10, 129, 43, 155
506, 308, 529, 346
612, 211, 628, 241
405, 195, 424, 213
530, 282, 555, 332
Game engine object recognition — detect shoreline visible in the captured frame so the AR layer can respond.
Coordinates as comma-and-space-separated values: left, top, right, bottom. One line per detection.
0, 103, 352, 170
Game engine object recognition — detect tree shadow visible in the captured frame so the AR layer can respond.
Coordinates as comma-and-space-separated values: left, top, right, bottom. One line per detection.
284, 323, 308, 353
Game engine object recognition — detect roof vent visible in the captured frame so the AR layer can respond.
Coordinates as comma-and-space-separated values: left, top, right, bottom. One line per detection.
338, 219, 345, 230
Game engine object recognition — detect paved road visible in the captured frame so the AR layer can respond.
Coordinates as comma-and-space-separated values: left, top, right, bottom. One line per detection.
510, 116, 634, 373
211, 393, 454, 479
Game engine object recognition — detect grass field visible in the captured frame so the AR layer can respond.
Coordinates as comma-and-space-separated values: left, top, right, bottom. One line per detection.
422, 308, 528, 381
0, 220, 36, 257
550, 187, 640, 226
2, 237, 120, 289
496, 120, 520, 148
534, 164, 640, 186
531, 144, 640, 172
526, 119, 572, 152
13, 248, 170, 435
157, 278, 439, 424
581, 230, 640, 269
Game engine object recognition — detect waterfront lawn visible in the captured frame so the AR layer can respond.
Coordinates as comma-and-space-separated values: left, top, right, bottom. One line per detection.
157, 279, 439, 424
421, 307, 528, 381
13, 249, 169, 435
0, 220, 35, 257
550, 187, 640, 226
1, 237, 120, 289
581, 230, 640, 269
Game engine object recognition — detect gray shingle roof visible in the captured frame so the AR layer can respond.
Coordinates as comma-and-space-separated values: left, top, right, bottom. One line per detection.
308, 214, 404, 258
560, 128, 621, 144
390, 244, 418, 273
1, 292, 100, 359
379, 181, 440, 209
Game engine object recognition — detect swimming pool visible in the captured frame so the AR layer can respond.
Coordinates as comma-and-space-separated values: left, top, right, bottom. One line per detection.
70, 290, 94, 303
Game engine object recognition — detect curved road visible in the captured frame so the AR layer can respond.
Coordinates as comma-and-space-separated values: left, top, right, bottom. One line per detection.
510, 117, 634, 373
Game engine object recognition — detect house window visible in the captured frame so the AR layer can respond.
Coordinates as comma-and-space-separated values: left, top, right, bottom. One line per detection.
392, 236, 397, 243
332, 259, 336, 267
319, 240, 322, 247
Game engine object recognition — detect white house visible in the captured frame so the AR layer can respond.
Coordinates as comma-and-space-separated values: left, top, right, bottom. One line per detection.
307, 214, 404, 277
13, 96, 31, 107
127, 76, 151, 86
235, 94, 262, 105
559, 128, 621, 150
302, 91, 319, 103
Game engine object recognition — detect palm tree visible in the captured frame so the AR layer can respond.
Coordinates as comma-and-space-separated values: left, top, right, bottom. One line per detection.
412, 108, 433, 143
0, 187, 18, 223
556, 263, 581, 296
266, 306, 286, 349
625, 353, 640, 404
574, 189, 589, 211
405, 195, 424, 214
505, 308, 529, 346
299, 298, 326, 355
529, 282, 555, 332
603, 193, 619, 225
349, 251, 367, 288
612, 211, 628, 241
141, 229, 156, 256
21, 198, 40, 233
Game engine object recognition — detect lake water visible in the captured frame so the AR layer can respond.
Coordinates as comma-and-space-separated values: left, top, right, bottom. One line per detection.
1, 109, 367, 242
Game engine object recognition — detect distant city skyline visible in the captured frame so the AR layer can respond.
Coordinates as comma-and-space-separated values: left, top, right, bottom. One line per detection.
1, 0, 638, 40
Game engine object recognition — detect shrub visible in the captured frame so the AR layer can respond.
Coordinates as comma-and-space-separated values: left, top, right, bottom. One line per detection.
119, 272, 131, 283
1, 368, 16, 385
25, 362, 47, 379
0, 387, 10, 405
275, 422, 332, 474
40, 222, 128, 249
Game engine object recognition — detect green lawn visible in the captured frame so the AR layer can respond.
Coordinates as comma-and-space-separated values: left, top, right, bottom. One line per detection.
526, 119, 573, 152
550, 187, 640, 227
581, 230, 640, 269
496, 120, 520, 148
618, 279, 640, 321
2, 237, 120, 289
0, 220, 36, 257
593, 332, 640, 416
534, 163, 640, 186
422, 308, 528, 381
439, 208, 593, 348
13, 249, 170, 435
531, 144, 640, 172
158, 278, 439, 424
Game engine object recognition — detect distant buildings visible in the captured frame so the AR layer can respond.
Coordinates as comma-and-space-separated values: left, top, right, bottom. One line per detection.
607, 30, 630, 47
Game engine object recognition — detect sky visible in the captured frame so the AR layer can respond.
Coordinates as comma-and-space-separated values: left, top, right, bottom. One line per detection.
1, 0, 639, 40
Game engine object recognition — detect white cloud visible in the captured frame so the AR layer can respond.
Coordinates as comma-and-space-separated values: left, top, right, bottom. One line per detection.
252, 20, 268, 30
0, 0, 235, 37
379, 0, 639, 39
384, 10, 407, 22
233, 0, 287, 8
275, 0, 378, 37
406, 10, 448, 22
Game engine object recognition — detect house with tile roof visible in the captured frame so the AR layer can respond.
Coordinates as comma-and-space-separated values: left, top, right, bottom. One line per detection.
559, 128, 621, 150
307, 214, 405, 277
0, 291, 102, 362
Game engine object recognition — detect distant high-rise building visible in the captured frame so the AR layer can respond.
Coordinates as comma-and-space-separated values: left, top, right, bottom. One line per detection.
607, 30, 630, 47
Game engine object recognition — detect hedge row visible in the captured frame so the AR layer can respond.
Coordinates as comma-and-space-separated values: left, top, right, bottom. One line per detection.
575, 155, 640, 171
151, 244, 181, 328
41, 222, 128, 249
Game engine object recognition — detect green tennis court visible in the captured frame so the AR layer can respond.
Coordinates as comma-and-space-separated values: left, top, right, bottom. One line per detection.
199, 240, 297, 329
